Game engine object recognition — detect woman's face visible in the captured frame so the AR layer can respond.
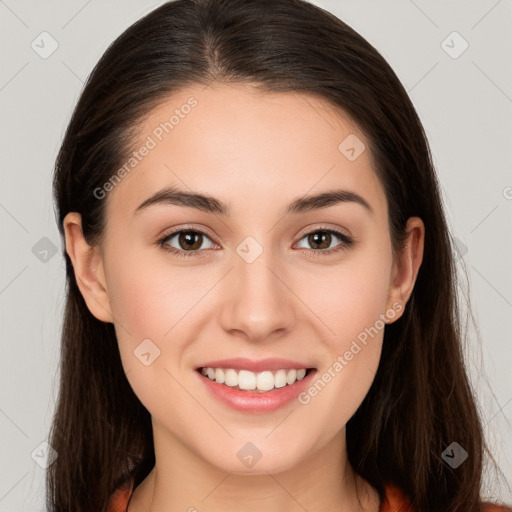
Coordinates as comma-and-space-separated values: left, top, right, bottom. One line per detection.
65, 82, 423, 475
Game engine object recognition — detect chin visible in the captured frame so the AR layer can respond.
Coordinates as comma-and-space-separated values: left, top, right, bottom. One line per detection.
201, 437, 308, 476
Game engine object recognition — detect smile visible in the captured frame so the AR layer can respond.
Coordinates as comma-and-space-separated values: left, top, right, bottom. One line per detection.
195, 358, 318, 413
199, 367, 311, 392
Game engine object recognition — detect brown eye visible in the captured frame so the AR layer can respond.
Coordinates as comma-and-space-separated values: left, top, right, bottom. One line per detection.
158, 229, 216, 257
307, 231, 333, 250
296, 228, 353, 253
176, 231, 204, 251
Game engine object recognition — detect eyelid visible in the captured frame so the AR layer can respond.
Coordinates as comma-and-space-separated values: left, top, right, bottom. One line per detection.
295, 223, 352, 240
157, 224, 218, 244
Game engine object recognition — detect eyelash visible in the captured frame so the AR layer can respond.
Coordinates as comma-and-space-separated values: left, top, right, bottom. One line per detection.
156, 226, 354, 259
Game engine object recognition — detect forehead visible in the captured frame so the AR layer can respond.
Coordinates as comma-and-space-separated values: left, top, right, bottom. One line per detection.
103, 82, 386, 221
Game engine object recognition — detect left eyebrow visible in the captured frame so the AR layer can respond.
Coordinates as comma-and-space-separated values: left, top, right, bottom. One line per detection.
133, 186, 373, 217
286, 189, 373, 216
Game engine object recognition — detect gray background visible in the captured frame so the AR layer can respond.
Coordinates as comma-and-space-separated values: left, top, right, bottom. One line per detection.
1, 0, 511, 510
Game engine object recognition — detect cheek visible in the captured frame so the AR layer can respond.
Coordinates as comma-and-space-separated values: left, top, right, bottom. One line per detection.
102, 249, 217, 408
299, 238, 393, 347
291, 239, 392, 426
105, 248, 208, 344
105, 254, 208, 426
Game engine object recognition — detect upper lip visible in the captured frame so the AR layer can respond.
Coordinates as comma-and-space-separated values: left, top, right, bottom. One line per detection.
196, 357, 314, 373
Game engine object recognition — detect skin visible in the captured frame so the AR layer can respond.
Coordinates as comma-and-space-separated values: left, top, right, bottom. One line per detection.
64, 82, 424, 512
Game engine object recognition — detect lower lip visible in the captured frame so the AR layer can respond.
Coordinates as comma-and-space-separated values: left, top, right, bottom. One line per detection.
196, 369, 317, 413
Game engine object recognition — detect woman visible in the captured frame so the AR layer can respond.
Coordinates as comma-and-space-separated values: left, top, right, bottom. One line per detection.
47, 0, 511, 511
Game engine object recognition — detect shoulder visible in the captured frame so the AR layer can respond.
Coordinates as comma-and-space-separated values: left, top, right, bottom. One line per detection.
380, 482, 512, 512
106, 478, 134, 512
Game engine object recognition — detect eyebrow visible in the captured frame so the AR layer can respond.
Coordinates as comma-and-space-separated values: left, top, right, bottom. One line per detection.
133, 186, 373, 217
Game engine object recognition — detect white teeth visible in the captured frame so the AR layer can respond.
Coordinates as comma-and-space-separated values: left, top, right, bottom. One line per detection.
256, 371, 274, 391
215, 368, 225, 384
224, 369, 238, 387
286, 369, 297, 385
274, 369, 287, 388
238, 370, 256, 390
200, 367, 310, 392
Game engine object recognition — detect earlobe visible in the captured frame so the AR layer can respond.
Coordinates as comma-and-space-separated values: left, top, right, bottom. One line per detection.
385, 217, 425, 323
63, 212, 113, 323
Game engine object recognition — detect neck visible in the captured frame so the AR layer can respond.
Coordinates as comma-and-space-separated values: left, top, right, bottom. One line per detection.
128, 421, 380, 512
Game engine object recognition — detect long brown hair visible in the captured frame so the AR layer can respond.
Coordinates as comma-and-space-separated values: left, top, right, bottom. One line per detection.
48, 1, 498, 510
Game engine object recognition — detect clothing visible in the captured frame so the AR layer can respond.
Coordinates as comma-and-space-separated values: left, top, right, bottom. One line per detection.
107, 478, 512, 512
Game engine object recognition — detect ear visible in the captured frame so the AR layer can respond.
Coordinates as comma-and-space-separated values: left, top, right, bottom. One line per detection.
63, 212, 113, 323
385, 217, 425, 323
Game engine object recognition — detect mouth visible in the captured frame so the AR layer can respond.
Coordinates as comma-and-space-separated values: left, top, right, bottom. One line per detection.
195, 360, 318, 413
196, 366, 316, 393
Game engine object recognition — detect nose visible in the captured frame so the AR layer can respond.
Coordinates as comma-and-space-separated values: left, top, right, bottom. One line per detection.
219, 247, 296, 344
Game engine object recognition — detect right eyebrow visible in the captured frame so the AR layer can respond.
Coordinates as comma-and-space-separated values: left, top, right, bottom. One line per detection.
134, 186, 230, 216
